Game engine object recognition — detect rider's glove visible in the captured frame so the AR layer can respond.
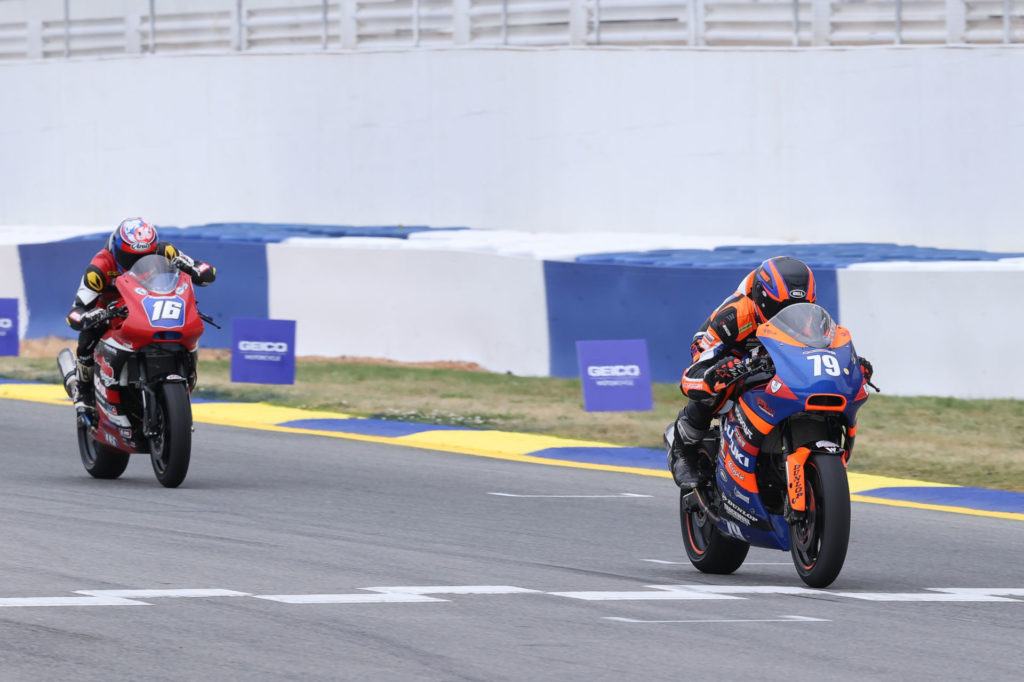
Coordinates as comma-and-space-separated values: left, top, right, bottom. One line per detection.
80, 307, 109, 330
859, 357, 874, 383
171, 254, 198, 277
705, 356, 744, 393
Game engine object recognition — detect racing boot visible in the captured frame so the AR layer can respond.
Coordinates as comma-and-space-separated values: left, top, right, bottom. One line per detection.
664, 418, 707, 490
74, 355, 96, 416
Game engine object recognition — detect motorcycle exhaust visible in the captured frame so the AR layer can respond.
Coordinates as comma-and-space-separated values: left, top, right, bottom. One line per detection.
57, 348, 78, 399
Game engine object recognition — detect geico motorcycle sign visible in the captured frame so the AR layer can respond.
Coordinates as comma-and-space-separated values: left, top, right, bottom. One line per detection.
0, 298, 17, 357
575, 339, 652, 412
231, 317, 296, 385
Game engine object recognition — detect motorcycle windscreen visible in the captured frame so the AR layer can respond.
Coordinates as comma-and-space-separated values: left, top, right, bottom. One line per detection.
767, 302, 836, 349
126, 253, 181, 294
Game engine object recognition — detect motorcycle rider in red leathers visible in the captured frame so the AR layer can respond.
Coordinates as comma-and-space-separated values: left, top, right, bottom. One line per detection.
665, 256, 873, 489
65, 218, 216, 413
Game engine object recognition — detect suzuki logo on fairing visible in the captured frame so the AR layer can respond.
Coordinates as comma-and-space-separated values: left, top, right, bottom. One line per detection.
0, 318, 11, 329
587, 365, 641, 377
238, 341, 289, 353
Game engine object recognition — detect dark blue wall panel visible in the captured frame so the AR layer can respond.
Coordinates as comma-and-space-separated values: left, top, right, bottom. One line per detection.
544, 262, 839, 383
19, 238, 267, 349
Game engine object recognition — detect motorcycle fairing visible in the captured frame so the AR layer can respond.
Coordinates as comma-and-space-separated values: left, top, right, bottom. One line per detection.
710, 310, 868, 551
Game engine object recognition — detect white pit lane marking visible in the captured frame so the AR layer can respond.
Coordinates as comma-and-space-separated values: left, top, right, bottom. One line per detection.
605, 615, 830, 624
489, 492, 652, 498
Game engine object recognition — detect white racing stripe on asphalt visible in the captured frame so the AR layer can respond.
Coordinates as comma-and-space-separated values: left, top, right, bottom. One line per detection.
489, 493, 652, 498
551, 586, 743, 601
255, 585, 540, 604
76, 589, 251, 599
0, 596, 147, 608
834, 588, 1024, 602
605, 615, 830, 624
0, 586, 1021, 608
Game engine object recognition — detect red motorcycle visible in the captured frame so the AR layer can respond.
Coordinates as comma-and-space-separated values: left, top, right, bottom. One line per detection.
57, 254, 216, 487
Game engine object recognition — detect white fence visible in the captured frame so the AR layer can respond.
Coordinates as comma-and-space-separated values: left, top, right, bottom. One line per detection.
0, 0, 1021, 59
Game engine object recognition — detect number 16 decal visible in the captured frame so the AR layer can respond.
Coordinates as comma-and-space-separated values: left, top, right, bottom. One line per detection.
150, 299, 183, 321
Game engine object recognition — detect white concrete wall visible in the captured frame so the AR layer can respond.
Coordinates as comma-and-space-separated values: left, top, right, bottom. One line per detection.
266, 243, 551, 375
838, 263, 1024, 399
1, 48, 1023, 250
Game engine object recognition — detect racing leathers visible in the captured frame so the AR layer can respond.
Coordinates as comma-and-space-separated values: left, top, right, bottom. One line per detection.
666, 271, 766, 488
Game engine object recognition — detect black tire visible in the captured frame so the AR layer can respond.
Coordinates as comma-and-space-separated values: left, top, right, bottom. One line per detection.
149, 382, 192, 488
790, 455, 851, 588
77, 424, 130, 480
680, 489, 750, 574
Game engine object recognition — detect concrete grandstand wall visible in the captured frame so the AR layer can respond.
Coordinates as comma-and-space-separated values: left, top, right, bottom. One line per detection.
1, 47, 1023, 250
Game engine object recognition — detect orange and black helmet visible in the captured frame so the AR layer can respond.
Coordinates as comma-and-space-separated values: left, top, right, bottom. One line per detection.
751, 256, 816, 321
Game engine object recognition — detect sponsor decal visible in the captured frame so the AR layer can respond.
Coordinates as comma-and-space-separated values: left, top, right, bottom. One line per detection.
119, 428, 133, 439
738, 322, 753, 334
728, 441, 751, 470
815, 440, 843, 454
722, 498, 759, 526
769, 379, 782, 394
0, 318, 11, 330
238, 341, 289, 353
175, 283, 188, 294
733, 489, 751, 504
726, 458, 746, 481
790, 464, 804, 500
756, 397, 775, 418
586, 365, 640, 378
97, 356, 116, 386
790, 289, 806, 298
734, 409, 755, 440
134, 287, 148, 295
87, 272, 105, 291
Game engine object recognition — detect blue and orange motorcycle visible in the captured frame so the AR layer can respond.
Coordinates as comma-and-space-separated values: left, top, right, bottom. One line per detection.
676, 302, 874, 588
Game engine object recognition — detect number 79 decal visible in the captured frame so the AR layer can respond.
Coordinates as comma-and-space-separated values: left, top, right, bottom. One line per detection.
807, 353, 842, 377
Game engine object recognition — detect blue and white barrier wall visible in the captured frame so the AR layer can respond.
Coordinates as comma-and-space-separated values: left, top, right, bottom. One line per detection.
3, 224, 1024, 399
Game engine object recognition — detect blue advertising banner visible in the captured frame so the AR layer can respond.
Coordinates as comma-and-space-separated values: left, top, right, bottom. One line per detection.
576, 339, 653, 412
231, 317, 296, 384
0, 298, 17, 356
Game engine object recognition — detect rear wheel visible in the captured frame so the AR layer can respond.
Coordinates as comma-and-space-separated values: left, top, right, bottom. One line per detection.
78, 423, 129, 480
680, 489, 749, 574
149, 382, 192, 488
790, 455, 851, 588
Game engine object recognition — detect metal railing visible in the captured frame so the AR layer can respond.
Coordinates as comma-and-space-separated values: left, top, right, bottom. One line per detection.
0, 0, 1020, 60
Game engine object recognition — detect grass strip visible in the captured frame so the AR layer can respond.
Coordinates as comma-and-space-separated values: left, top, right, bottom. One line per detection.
3, 354, 1021, 492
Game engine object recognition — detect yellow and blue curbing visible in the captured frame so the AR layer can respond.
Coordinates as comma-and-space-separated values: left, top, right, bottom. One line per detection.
2, 379, 1022, 522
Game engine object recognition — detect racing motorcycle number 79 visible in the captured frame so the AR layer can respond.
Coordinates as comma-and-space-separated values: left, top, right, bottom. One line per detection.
679, 302, 872, 588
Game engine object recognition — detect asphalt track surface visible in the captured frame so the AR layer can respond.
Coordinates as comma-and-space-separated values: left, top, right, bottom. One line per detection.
1, 399, 1022, 681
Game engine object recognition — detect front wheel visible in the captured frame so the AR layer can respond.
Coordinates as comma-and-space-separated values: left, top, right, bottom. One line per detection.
680, 489, 749, 574
149, 382, 192, 488
789, 455, 851, 588
78, 424, 130, 479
